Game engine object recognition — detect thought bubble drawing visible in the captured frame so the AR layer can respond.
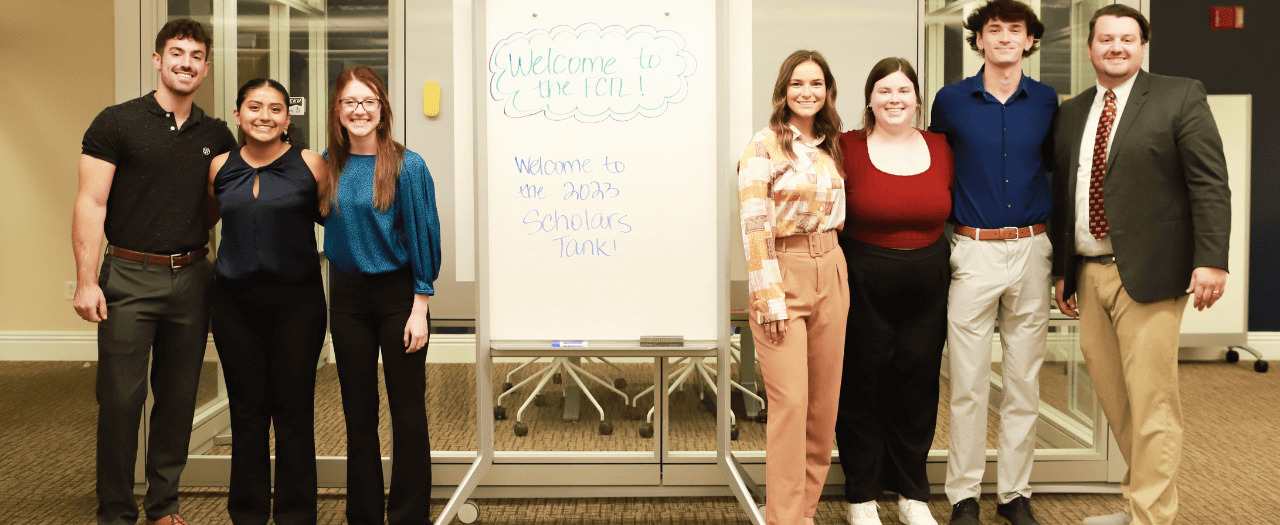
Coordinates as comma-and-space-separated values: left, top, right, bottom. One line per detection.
489, 23, 697, 122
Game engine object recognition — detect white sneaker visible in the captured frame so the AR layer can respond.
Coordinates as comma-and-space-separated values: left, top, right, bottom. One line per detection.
1082, 512, 1132, 525
897, 498, 938, 525
847, 501, 882, 525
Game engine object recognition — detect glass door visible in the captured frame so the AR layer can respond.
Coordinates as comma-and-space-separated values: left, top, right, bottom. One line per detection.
922, 0, 1117, 475
154, 0, 394, 486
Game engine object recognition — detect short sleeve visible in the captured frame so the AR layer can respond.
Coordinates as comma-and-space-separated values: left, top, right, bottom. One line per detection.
82, 107, 120, 165
214, 120, 238, 156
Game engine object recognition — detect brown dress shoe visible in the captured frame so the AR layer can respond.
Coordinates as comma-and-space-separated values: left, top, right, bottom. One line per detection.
145, 513, 190, 525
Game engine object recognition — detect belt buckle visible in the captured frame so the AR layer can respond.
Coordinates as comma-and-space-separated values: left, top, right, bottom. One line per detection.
807, 232, 823, 257
1002, 226, 1021, 240
169, 253, 184, 269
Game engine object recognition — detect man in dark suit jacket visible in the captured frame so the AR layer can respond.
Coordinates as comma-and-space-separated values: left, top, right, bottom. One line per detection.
1050, 5, 1230, 525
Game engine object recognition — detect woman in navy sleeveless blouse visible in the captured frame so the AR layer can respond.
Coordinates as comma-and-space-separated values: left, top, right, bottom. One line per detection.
206, 78, 328, 524
321, 66, 441, 525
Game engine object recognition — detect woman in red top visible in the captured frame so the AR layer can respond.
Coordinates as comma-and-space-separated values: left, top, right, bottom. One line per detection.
834, 58, 954, 525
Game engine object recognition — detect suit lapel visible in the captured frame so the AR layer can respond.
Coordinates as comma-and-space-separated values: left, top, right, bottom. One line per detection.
1106, 70, 1149, 173
1064, 87, 1096, 200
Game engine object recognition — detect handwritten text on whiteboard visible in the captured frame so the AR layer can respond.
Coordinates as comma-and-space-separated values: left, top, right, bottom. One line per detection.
489, 23, 697, 122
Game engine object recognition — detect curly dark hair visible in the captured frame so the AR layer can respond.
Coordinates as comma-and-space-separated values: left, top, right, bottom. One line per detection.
155, 18, 214, 58
964, 0, 1045, 58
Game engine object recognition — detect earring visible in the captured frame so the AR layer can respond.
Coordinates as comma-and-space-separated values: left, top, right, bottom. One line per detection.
377, 122, 384, 130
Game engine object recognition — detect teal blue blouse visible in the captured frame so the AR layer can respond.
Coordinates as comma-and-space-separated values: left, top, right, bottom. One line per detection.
323, 150, 441, 295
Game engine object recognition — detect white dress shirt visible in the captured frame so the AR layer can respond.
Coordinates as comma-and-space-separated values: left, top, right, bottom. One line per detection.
1075, 73, 1138, 256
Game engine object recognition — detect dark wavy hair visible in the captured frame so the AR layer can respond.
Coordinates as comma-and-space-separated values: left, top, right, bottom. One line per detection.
768, 50, 843, 176
155, 18, 213, 58
1088, 4, 1151, 44
322, 66, 406, 216
233, 78, 301, 147
964, 0, 1045, 58
859, 57, 922, 136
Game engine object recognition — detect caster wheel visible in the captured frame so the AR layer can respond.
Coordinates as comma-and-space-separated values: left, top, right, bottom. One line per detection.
493, 406, 507, 420
533, 394, 546, 406
638, 422, 654, 438
1226, 349, 1240, 363
501, 382, 513, 392
552, 373, 563, 384
458, 500, 480, 524
599, 420, 614, 435
702, 398, 716, 414
1257, 360, 1270, 373
614, 377, 627, 389
513, 422, 529, 436
730, 425, 739, 441
755, 409, 768, 424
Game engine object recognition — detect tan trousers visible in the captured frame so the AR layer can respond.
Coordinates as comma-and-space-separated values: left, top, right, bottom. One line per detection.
1076, 262, 1189, 525
750, 232, 849, 525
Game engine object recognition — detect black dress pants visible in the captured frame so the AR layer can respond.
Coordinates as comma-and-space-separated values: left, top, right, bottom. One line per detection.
95, 255, 213, 525
211, 275, 326, 525
835, 236, 949, 502
329, 266, 433, 525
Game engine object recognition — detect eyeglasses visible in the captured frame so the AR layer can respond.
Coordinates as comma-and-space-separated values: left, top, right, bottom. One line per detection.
340, 98, 382, 112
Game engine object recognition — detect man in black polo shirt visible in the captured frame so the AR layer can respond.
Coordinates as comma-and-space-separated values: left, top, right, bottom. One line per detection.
72, 18, 235, 525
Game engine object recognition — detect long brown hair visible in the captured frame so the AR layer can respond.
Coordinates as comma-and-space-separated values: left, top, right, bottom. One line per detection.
768, 50, 843, 175
858, 57, 922, 136
322, 66, 405, 216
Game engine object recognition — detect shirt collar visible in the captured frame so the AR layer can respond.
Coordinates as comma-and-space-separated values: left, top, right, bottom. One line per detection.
787, 123, 825, 147
1094, 72, 1138, 106
966, 66, 1030, 101
143, 90, 205, 123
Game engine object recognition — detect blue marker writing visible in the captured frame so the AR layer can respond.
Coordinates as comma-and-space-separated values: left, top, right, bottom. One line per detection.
552, 340, 588, 348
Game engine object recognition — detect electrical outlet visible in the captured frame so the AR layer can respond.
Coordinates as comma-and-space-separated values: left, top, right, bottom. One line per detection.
65, 281, 77, 300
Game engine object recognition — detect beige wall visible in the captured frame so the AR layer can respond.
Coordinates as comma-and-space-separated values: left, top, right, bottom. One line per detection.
0, 0, 116, 331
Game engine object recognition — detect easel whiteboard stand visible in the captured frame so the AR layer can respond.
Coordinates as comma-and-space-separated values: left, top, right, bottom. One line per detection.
1179, 95, 1266, 373
435, 2, 764, 524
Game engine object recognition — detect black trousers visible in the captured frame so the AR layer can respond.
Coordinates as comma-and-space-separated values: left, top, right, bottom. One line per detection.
329, 266, 433, 525
211, 275, 326, 525
835, 236, 949, 502
95, 255, 213, 525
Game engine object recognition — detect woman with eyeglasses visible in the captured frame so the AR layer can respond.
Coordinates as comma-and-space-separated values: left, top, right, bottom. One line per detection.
207, 77, 328, 524
322, 66, 441, 525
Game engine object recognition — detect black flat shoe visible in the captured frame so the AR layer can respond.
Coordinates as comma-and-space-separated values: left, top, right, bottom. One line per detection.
948, 497, 979, 525
996, 495, 1041, 525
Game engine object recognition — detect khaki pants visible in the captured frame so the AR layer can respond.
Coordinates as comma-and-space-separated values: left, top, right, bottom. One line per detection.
945, 233, 1052, 505
1076, 262, 1188, 525
750, 231, 849, 525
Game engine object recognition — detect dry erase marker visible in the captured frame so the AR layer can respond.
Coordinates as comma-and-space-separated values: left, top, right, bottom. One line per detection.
552, 340, 587, 348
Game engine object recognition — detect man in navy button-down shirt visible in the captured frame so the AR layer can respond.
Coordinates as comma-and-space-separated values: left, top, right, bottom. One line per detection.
928, 2, 1057, 525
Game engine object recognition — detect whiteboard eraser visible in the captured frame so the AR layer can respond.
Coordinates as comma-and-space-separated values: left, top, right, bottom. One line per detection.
640, 336, 683, 347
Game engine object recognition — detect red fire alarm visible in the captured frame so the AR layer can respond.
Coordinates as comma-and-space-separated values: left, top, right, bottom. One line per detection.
1211, 6, 1244, 30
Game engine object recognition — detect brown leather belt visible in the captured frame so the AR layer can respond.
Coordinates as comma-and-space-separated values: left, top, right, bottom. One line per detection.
954, 223, 1046, 241
107, 245, 209, 268
777, 230, 839, 256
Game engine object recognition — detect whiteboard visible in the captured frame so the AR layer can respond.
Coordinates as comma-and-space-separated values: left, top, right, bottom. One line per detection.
483, 0, 719, 342
1179, 95, 1250, 346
